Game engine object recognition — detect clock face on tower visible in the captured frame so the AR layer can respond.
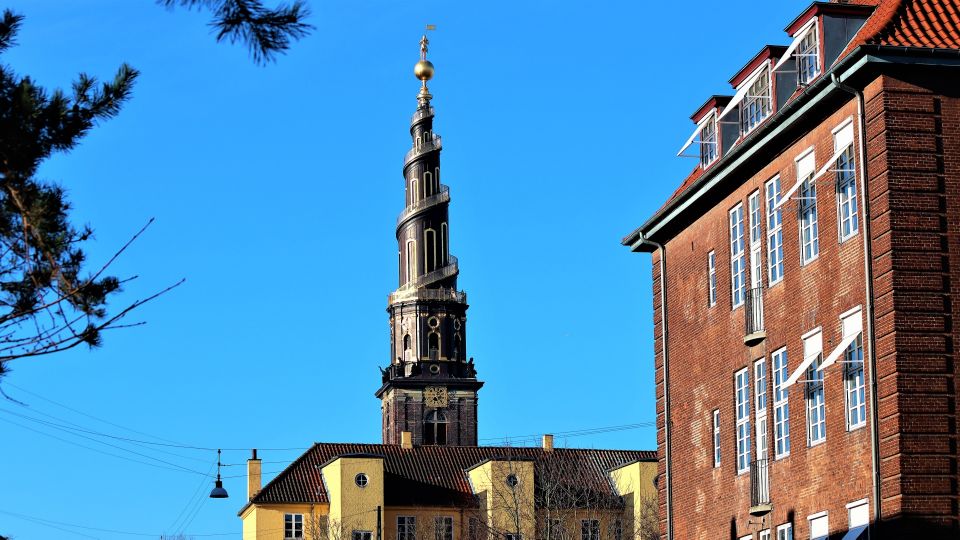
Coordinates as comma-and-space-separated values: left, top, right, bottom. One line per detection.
424, 386, 448, 408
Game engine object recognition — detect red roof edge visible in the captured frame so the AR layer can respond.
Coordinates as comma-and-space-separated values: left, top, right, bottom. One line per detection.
729, 45, 789, 87
835, 0, 906, 61
691, 95, 733, 123
785, 1, 879, 35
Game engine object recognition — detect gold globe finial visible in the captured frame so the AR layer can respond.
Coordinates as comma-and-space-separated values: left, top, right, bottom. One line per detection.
415, 28, 435, 106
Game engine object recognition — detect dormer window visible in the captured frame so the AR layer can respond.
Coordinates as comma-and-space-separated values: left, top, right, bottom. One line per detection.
700, 114, 718, 168
796, 26, 820, 85
741, 69, 771, 135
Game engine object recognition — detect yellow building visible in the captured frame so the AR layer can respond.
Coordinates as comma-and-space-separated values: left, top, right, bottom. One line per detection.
239, 435, 657, 540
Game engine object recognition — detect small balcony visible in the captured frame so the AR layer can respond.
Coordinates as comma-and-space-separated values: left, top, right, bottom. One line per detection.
750, 458, 771, 516
744, 286, 765, 345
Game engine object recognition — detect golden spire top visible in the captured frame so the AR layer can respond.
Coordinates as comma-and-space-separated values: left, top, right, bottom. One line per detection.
414, 26, 436, 106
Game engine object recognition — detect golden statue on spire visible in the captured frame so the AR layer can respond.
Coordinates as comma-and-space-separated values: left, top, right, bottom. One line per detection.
414, 26, 435, 105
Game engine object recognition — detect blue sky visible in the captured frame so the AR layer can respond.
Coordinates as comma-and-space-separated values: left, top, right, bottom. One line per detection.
1, 0, 807, 537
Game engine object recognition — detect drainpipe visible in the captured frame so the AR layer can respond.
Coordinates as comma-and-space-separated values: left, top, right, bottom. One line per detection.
831, 72, 882, 525
639, 233, 672, 540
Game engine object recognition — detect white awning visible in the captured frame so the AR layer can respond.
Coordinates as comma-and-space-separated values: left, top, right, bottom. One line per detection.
772, 18, 817, 73
784, 331, 822, 388
820, 307, 863, 372
677, 112, 716, 156
717, 62, 768, 123
841, 526, 868, 540
772, 142, 853, 212
783, 351, 820, 387
817, 331, 861, 372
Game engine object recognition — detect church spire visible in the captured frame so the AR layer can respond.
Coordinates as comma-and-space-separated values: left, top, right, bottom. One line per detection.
376, 33, 482, 447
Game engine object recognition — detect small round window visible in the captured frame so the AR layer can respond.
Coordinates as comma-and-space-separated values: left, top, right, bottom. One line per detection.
506, 474, 518, 487
355, 473, 369, 488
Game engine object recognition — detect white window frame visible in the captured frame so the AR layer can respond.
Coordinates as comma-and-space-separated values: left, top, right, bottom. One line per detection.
708, 250, 717, 307
735, 367, 752, 474
796, 25, 821, 85
759, 530, 771, 540
797, 149, 820, 265
765, 176, 785, 285
580, 519, 600, 540
741, 67, 772, 135
435, 516, 454, 540
700, 112, 719, 168
803, 329, 826, 446
285, 513, 304, 539
772, 347, 791, 459
754, 358, 768, 459
833, 120, 859, 243
730, 203, 746, 308
398, 516, 417, 540
808, 511, 828, 540
748, 190, 764, 294
776, 522, 793, 540
353, 532, 373, 540
739, 536, 753, 540
842, 307, 867, 431
713, 409, 721, 467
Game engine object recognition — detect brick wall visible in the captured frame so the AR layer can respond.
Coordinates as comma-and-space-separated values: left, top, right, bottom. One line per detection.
866, 72, 959, 534
656, 96, 875, 538
650, 68, 960, 538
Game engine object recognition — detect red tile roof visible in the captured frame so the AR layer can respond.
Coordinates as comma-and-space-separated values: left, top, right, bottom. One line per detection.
856, 0, 960, 50
247, 443, 655, 509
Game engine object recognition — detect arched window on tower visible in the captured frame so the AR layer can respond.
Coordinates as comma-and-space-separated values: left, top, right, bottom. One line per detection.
423, 409, 447, 445
403, 334, 412, 363
406, 240, 417, 284
424, 171, 433, 197
428, 332, 440, 360
410, 178, 418, 204
453, 335, 462, 361
440, 223, 448, 266
424, 229, 437, 272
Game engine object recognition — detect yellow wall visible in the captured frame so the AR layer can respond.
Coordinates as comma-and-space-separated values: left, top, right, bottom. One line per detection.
467, 459, 535, 540
609, 461, 658, 540
241, 503, 328, 540
322, 456, 385, 536
241, 458, 657, 540
383, 506, 469, 540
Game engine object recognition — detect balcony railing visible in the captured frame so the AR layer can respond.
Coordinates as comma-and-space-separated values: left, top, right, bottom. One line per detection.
750, 458, 771, 516
396, 185, 450, 227
388, 286, 466, 305
411, 107, 435, 124
744, 286, 765, 345
403, 134, 442, 166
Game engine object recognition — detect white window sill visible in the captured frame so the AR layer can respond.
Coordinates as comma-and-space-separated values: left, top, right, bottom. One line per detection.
801, 254, 820, 267
847, 422, 866, 433
839, 230, 860, 244
774, 451, 790, 461
808, 438, 826, 448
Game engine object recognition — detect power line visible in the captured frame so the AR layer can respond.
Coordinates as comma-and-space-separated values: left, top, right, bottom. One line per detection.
0, 509, 238, 538
0, 408, 210, 475
5, 382, 185, 444
0, 416, 209, 476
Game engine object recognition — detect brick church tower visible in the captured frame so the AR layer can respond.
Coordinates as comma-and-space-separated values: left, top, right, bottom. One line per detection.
376, 34, 483, 447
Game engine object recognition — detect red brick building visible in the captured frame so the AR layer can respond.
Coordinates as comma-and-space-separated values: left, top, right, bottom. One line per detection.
622, 1, 960, 538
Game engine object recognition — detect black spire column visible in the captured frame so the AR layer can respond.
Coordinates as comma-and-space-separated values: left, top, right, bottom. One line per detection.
376, 34, 482, 447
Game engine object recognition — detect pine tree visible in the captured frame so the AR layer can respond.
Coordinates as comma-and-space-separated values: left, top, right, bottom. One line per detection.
159, 0, 313, 64
0, 11, 170, 380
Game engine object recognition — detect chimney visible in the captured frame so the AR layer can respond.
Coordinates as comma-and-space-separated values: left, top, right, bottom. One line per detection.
542, 434, 554, 452
247, 448, 262, 500
400, 431, 413, 449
